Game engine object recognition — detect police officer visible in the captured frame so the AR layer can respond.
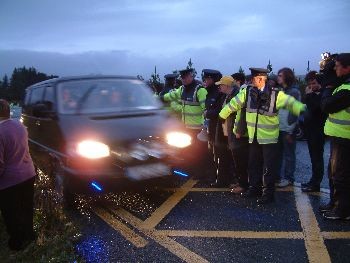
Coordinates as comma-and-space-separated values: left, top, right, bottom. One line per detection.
201, 69, 225, 186
159, 73, 182, 116
161, 68, 208, 179
219, 68, 306, 204
321, 53, 350, 220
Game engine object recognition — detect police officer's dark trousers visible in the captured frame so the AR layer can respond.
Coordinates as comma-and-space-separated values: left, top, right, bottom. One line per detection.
230, 137, 249, 189
248, 140, 278, 197
0, 177, 35, 250
329, 137, 350, 216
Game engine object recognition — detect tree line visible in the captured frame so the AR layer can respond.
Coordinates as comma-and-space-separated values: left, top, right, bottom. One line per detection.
0, 67, 57, 103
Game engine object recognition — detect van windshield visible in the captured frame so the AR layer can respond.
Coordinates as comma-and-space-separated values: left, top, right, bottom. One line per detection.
57, 78, 161, 114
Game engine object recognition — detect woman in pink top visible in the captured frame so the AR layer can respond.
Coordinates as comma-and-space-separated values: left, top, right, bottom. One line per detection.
0, 99, 36, 251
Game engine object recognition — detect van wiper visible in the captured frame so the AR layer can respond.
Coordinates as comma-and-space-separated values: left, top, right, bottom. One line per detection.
75, 85, 97, 114
90, 111, 156, 120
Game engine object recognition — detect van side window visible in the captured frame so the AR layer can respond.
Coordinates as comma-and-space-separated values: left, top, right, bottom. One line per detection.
43, 86, 55, 110
30, 87, 45, 105
22, 89, 32, 114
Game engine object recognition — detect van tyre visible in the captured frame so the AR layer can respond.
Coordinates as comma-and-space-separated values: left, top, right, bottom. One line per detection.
52, 162, 75, 209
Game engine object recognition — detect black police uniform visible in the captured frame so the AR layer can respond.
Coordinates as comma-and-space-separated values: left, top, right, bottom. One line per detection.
202, 69, 226, 185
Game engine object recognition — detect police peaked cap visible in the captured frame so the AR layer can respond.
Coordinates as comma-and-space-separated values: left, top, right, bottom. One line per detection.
179, 68, 193, 76
202, 69, 222, 78
249, 68, 269, 77
164, 73, 179, 79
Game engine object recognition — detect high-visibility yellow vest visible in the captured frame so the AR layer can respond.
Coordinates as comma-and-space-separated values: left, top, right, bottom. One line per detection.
219, 86, 305, 144
164, 83, 207, 129
324, 83, 350, 139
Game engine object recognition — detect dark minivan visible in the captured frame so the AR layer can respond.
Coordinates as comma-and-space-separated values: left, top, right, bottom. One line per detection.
22, 75, 192, 203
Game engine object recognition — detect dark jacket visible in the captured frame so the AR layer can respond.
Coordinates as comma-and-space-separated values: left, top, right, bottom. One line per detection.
303, 88, 327, 134
214, 86, 240, 148
205, 84, 224, 141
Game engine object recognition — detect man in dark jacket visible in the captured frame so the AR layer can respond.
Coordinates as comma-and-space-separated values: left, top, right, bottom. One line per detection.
301, 71, 327, 192
320, 53, 350, 220
201, 69, 224, 186
0, 99, 36, 251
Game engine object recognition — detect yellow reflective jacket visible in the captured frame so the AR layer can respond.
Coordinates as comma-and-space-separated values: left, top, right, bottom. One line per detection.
219, 86, 306, 144
324, 83, 350, 139
164, 82, 207, 129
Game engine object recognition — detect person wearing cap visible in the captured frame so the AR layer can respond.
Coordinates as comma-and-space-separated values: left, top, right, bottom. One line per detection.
201, 69, 224, 186
219, 68, 306, 204
159, 73, 182, 117
0, 99, 36, 251
160, 68, 208, 179
276, 67, 302, 188
320, 53, 350, 220
229, 73, 250, 194
213, 76, 240, 187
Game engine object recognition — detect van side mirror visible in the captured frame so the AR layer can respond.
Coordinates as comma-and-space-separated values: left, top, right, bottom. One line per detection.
32, 103, 57, 119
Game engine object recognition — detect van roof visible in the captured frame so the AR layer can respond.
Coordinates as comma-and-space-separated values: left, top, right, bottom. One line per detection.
26, 75, 141, 89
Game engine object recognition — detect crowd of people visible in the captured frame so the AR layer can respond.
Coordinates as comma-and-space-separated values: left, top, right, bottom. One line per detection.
0, 53, 349, 253
159, 52, 350, 219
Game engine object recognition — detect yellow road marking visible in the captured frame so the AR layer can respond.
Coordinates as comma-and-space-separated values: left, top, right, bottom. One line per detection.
142, 179, 197, 229
322, 232, 350, 239
294, 187, 331, 263
168, 186, 293, 192
106, 206, 209, 263
94, 207, 148, 248
157, 230, 303, 239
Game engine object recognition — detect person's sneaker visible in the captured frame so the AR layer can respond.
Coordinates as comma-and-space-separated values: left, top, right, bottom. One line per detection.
301, 185, 320, 193
276, 179, 292, 188
257, 194, 275, 205
319, 202, 334, 213
323, 210, 350, 220
230, 185, 246, 194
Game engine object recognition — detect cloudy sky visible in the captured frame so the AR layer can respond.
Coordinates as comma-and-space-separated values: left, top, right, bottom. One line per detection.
0, 0, 349, 79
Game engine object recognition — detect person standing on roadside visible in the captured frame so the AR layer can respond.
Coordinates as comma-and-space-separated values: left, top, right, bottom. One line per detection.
321, 53, 350, 220
276, 68, 301, 188
301, 71, 327, 192
0, 99, 36, 251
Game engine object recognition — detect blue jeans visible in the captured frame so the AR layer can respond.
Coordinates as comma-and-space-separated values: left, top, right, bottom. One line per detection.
277, 131, 296, 182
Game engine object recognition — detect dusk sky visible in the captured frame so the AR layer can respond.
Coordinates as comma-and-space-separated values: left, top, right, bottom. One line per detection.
0, 0, 349, 79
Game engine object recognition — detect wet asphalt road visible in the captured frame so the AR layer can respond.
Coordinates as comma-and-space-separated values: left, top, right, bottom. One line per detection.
71, 141, 350, 263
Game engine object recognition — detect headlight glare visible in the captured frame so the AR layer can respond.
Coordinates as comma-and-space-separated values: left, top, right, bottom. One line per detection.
76, 140, 110, 159
166, 132, 191, 148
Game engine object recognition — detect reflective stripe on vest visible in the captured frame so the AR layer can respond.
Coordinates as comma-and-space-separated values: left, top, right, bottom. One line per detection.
182, 100, 200, 106
186, 124, 203, 129
328, 117, 350, 125
246, 121, 279, 129
183, 112, 203, 117
248, 137, 278, 144
324, 83, 350, 139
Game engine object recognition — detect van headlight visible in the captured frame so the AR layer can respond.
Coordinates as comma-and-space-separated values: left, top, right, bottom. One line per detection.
76, 140, 110, 159
166, 132, 191, 148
